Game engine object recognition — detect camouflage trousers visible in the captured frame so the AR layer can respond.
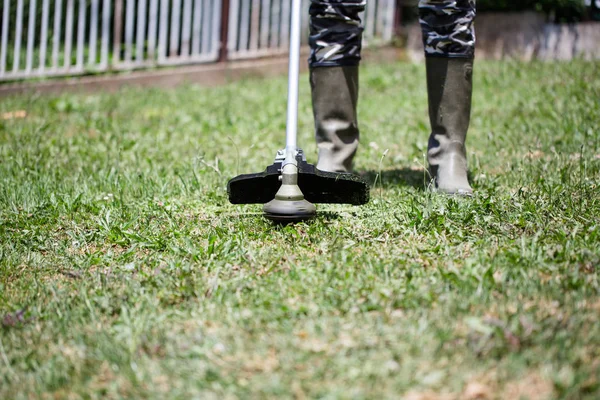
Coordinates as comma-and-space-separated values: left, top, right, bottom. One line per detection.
309, 0, 476, 68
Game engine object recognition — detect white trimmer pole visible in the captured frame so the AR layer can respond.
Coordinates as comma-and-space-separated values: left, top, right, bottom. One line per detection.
285, 0, 302, 164
263, 0, 316, 221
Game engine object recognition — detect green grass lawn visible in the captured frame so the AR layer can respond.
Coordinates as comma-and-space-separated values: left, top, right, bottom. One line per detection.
1, 60, 599, 399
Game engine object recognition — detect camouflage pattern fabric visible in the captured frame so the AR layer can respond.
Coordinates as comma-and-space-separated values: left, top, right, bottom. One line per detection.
419, 0, 476, 58
308, 0, 367, 68
308, 0, 476, 67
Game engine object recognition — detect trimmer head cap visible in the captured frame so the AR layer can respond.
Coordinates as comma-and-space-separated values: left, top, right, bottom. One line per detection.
263, 198, 317, 223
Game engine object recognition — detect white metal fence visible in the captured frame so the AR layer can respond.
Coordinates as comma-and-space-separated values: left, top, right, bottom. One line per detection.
107, 0, 222, 70
0, 0, 396, 82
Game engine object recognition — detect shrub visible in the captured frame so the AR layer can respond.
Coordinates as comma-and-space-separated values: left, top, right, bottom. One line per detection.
478, 0, 588, 22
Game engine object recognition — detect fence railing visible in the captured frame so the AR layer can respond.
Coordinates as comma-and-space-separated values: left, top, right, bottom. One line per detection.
0, 0, 396, 82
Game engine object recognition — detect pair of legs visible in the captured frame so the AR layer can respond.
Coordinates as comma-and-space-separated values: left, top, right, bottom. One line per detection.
308, 0, 476, 195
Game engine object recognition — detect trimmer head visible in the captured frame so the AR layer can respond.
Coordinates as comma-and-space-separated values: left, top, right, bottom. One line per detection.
228, 153, 370, 206
263, 198, 317, 223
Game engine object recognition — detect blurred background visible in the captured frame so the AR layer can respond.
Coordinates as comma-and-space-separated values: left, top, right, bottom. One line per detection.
0, 0, 599, 87
397, 0, 600, 23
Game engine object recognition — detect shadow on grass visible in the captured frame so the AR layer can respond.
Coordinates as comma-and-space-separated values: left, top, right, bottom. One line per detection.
315, 211, 342, 221
222, 211, 342, 225
268, 211, 343, 226
360, 168, 430, 191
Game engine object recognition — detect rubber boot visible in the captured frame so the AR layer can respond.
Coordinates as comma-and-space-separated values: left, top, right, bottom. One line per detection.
426, 57, 474, 195
311, 66, 360, 173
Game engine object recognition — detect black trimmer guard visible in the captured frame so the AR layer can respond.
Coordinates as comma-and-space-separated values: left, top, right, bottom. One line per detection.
228, 156, 369, 205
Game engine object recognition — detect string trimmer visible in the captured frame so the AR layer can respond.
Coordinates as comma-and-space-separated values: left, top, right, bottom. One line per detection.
227, 0, 369, 222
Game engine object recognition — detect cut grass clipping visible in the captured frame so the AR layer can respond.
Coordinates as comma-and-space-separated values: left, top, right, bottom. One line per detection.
1, 60, 599, 399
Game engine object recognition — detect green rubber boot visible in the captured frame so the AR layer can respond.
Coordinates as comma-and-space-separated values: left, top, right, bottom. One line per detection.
426, 57, 474, 196
311, 66, 360, 173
